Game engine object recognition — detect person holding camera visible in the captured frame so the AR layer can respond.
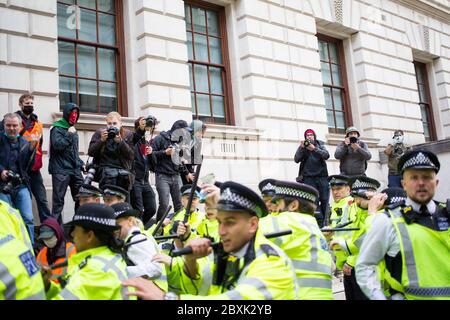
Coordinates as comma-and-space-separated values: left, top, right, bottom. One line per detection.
0, 113, 36, 244
48, 103, 84, 225
88, 112, 134, 193
335, 127, 372, 177
384, 130, 411, 188
294, 128, 330, 227
130, 116, 158, 225
0, 94, 51, 223
151, 120, 193, 222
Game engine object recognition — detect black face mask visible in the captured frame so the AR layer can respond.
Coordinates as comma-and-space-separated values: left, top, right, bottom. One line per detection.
22, 105, 34, 115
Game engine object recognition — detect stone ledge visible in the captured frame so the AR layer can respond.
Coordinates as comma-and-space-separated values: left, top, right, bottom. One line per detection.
412, 138, 450, 155
49, 112, 136, 131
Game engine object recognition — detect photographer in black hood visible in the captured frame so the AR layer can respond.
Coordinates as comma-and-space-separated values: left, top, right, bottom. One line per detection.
48, 103, 84, 225
130, 116, 158, 225
151, 119, 191, 222
294, 128, 330, 227
88, 112, 134, 193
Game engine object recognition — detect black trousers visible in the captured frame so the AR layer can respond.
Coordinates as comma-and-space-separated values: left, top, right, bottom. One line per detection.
29, 170, 51, 222
131, 181, 156, 225
343, 268, 369, 300
302, 176, 330, 227
51, 172, 83, 224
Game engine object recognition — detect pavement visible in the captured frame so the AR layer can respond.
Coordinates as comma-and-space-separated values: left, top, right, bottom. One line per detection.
332, 272, 346, 300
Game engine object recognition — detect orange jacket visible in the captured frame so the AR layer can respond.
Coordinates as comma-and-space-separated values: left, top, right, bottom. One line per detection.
36, 242, 76, 283
19, 115, 44, 171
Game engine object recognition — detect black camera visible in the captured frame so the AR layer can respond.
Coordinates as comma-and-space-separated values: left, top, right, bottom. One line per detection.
107, 127, 120, 139
349, 136, 358, 144
1, 171, 22, 194
144, 115, 158, 129
304, 139, 312, 147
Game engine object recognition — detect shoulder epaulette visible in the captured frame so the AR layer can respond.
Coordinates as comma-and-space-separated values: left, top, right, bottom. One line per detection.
78, 255, 91, 270
260, 244, 279, 257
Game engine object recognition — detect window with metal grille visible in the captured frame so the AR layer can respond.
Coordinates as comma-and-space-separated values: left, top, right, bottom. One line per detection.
185, 0, 234, 125
414, 61, 436, 142
57, 0, 127, 114
317, 35, 352, 134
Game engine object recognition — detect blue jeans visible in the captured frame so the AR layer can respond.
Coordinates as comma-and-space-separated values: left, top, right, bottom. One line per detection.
155, 173, 183, 222
0, 185, 34, 245
388, 175, 402, 188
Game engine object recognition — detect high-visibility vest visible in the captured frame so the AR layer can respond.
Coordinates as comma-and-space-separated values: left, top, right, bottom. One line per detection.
36, 242, 76, 283
0, 200, 33, 253
329, 196, 354, 228
179, 229, 298, 300
0, 233, 46, 300
46, 245, 137, 300
260, 212, 333, 300
384, 206, 450, 300
197, 218, 219, 242
20, 119, 43, 171
163, 208, 206, 240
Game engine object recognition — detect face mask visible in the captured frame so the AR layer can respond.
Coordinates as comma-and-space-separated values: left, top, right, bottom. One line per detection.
22, 105, 34, 115
4, 132, 20, 140
69, 111, 78, 125
144, 130, 152, 142
393, 135, 404, 144
43, 236, 58, 248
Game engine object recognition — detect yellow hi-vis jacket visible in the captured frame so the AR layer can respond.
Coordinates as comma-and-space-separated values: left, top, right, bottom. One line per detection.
46, 246, 136, 300
0, 200, 33, 252
260, 211, 334, 300
177, 229, 298, 300
0, 233, 45, 300
384, 205, 450, 300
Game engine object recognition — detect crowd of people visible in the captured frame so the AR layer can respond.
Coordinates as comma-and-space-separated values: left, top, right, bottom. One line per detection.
0, 95, 449, 300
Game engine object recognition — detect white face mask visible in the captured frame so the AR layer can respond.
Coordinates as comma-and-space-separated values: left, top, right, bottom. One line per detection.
393, 135, 404, 144
144, 130, 152, 142
43, 236, 58, 249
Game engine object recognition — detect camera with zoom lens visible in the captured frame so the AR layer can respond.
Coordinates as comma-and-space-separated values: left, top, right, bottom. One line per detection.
107, 127, 120, 139
144, 115, 158, 129
349, 136, 358, 144
1, 171, 22, 194
304, 139, 312, 147
83, 164, 97, 185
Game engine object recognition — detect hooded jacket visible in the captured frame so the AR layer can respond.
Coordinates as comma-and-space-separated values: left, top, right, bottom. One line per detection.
150, 120, 190, 176
48, 103, 84, 175
294, 129, 329, 178
37, 217, 68, 264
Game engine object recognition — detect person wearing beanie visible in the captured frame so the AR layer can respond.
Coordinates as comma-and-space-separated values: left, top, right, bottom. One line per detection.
294, 128, 330, 227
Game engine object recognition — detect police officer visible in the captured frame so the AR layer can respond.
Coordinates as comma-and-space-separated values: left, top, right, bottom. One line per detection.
78, 184, 103, 206
0, 199, 33, 252
258, 178, 279, 215
43, 203, 135, 300
122, 181, 298, 300
356, 150, 450, 300
329, 175, 380, 300
102, 184, 128, 206
327, 175, 353, 228
259, 180, 333, 300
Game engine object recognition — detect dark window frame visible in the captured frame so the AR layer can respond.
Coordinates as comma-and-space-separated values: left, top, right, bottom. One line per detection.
414, 61, 437, 142
317, 34, 352, 134
57, 0, 128, 116
185, 0, 235, 125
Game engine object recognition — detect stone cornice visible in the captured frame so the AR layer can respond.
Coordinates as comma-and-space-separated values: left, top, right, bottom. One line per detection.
396, 0, 450, 22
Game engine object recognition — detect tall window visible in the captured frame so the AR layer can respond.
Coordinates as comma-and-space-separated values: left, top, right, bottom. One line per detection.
317, 35, 351, 134
414, 62, 436, 142
57, 0, 126, 114
185, 0, 233, 124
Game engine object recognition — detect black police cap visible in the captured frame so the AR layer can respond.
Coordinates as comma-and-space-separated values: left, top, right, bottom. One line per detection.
272, 180, 319, 204
102, 184, 129, 199
68, 203, 119, 231
258, 179, 277, 196
381, 187, 407, 207
180, 184, 201, 197
397, 150, 440, 175
78, 184, 103, 198
111, 202, 141, 219
328, 175, 350, 186
218, 181, 268, 218
349, 176, 380, 198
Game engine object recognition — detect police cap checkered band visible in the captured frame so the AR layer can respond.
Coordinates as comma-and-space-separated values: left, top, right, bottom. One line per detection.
218, 181, 268, 218
398, 150, 440, 174
350, 176, 380, 191
328, 175, 349, 186
111, 202, 140, 219
389, 196, 406, 204
69, 203, 119, 230
273, 180, 319, 203
381, 187, 407, 206
258, 179, 276, 195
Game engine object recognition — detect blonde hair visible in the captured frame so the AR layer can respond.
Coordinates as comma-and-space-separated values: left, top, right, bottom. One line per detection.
129, 216, 145, 231
106, 112, 122, 121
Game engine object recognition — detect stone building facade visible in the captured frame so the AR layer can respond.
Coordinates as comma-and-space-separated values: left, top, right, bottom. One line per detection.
0, 0, 449, 221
